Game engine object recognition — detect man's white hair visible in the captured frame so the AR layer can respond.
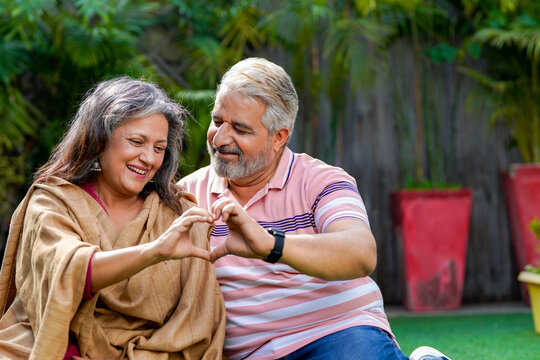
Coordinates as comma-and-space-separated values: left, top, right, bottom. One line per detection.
216, 57, 299, 142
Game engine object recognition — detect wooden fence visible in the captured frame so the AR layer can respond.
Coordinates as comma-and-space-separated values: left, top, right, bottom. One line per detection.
283, 41, 523, 304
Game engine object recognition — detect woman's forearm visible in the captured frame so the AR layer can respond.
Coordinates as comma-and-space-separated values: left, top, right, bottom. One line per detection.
90, 241, 161, 292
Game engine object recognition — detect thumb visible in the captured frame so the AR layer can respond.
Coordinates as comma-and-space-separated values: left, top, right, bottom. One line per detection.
210, 244, 229, 263
189, 246, 212, 262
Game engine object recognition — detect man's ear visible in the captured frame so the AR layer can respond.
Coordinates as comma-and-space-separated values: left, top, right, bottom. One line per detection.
272, 128, 290, 152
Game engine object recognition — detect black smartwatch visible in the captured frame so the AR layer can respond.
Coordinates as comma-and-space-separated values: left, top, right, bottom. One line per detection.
265, 228, 285, 263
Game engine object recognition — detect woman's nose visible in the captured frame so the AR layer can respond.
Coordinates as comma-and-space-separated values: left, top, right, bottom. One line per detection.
139, 146, 156, 165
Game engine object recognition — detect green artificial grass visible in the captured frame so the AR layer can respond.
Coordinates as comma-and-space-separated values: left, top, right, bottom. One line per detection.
389, 312, 539, 359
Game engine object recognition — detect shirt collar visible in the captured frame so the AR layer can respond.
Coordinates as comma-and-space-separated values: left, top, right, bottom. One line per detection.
268, 146, 294, 190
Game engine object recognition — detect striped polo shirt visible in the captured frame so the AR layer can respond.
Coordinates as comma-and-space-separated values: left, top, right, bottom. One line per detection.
179, 147, 393, 360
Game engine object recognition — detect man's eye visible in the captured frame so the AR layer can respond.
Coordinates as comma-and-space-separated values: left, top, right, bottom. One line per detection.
235, 128, 248, 134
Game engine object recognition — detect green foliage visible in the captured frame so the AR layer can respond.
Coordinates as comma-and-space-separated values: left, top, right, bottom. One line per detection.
0, 152, 30, 219
0, 87, 39, 151
461, 0, 540, 163
0, 0, 161, 235
404, 177, 461, 190
425, 43, 458, 64
524, 217, 540, 273
531, 217, 540, 239
176, 90, 215, 176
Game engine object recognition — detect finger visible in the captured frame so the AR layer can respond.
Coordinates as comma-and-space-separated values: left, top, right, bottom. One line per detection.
210, 198, 235, 219
176, 207, 213, 223
210, 244, 229, 263
189, 246, 212, 262
220, 202, 242, 223
171, 213, 214, 231
182, 206, 213, 218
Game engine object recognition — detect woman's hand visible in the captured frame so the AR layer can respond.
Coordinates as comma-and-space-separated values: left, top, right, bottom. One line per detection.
154, 206, 214, 261
91, 206, 214, 292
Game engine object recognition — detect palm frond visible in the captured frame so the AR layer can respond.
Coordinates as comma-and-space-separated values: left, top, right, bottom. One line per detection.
219, 2, 267, 57
0, 87, 39, 150
325, 17, 395, 89
458, 66, 508, 92
60, 17, 138, 68
176, 89, 216, 102
473, 27, 540, 62
182, 36, 232, 86
0, 40, 28, 84
260, 0, 333, 48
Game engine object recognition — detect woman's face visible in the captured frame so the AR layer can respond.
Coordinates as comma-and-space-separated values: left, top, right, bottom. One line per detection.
97, 113, 169, 199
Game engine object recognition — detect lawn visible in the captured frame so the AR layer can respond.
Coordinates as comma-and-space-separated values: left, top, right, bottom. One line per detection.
389, 312, 539, 359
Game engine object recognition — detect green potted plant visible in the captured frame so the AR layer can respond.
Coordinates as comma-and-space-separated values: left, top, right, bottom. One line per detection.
459, 4, 540, 301
380, 0, 473, 312
518, 217, 540, 334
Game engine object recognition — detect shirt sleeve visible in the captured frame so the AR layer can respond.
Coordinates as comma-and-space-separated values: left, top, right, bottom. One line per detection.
306, 163, 369, 233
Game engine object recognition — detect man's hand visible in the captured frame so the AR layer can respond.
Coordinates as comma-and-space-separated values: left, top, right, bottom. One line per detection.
210, 198, 274, 262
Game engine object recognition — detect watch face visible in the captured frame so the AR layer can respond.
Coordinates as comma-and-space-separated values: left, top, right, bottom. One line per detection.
269, 228, 285, 236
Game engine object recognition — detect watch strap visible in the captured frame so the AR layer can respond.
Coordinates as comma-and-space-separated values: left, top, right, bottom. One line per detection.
265, 228, 285, 263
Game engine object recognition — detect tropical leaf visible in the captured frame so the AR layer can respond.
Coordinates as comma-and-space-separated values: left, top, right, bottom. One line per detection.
325, 16, 394, 89
176, 89, 216, 102
176, 89, 215, 176
182, 36, 233, 87
0, 40, 28, 84
0, 87, 39, 150
354, 0, 377, 16
473, 27, 540, 62
219, 1, 267, 58
458, 66, 508, 92
260, 0, 332, 48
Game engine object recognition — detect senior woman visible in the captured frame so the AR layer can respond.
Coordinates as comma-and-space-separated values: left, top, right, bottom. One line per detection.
0, 77, 225, 359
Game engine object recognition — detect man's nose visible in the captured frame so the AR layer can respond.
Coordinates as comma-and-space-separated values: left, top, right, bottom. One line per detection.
212, 123, 233, 147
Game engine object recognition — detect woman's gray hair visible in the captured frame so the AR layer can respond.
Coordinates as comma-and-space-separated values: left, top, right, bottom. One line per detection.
216, 58, 298, 141
35, 76, 188, 214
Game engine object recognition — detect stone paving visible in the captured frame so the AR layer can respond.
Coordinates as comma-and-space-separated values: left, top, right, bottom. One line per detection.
385, 301, 531, 317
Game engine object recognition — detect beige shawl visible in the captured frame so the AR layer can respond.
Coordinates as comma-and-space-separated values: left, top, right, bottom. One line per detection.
0, 177, 225, 359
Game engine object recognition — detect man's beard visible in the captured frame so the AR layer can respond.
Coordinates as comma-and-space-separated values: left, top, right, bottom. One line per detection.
208, 139, 273, 180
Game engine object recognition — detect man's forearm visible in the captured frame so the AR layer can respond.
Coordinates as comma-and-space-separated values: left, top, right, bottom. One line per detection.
278, 220, 377, 280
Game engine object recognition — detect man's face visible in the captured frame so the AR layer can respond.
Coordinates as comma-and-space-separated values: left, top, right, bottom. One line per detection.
207, 92, 273, 180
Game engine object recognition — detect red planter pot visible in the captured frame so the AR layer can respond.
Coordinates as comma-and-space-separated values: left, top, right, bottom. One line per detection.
391, 189, 473, 312
502, 164, 540, 302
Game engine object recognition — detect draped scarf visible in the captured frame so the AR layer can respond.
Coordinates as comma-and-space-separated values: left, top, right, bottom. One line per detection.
0, 177, 225, 359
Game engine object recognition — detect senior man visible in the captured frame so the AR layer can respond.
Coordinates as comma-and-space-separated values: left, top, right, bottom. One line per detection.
179, 57, 450, 360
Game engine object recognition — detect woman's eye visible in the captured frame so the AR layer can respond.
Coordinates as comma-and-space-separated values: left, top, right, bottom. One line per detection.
155, 146, 166, 153
129, 139, 143, 145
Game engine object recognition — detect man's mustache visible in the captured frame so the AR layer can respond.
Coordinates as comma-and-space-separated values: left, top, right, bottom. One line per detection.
212, 144, 242, 156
